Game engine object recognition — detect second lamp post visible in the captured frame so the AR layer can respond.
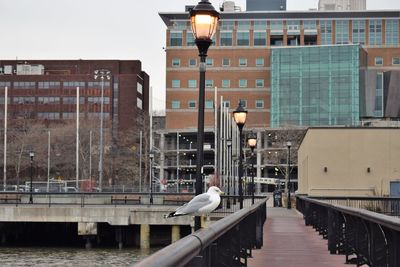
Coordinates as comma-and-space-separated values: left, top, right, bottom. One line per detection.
247, 132, 257, 205
189, 0, 220, 230
233, 101, 247, 209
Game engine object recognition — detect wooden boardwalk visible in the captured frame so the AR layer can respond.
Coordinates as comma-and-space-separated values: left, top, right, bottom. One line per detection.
248, 207, 349, 267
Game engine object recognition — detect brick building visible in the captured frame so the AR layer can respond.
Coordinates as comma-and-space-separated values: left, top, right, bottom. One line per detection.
0, 60, 150, 135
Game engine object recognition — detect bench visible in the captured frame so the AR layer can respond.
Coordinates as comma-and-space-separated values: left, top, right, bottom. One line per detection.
163, 195, 193, 205
111, 195, 141, 205
0, 194, 22, 204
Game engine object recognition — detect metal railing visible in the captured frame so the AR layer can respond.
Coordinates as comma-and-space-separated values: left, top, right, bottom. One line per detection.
308, 196, 400, 217
297, 196, 400, 267
136, 199, 267, 267
0, 191, 264, 213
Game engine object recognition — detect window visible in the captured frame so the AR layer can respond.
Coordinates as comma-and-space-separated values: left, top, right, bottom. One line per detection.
188, 80, 197, 88
205, 79, 213, 88
220, 21, 235, 31
303, 20, 317, 31
186, 31, 195, 46
270, 21, 283, 32
352, 20, 366, 45
13, 97, 35, 104
220, 32, 232, 46
222, 79, 230, 88
239, 99, 247, 108
172, 21, 187, 30
386, 19, 399, 47
88, 81, 110, 88
335, 20, 349, 44
172, 80, 180, 88
188, 101, 196, 108
38, 81, 60, 89
88, 97, 110, 104
222, 58, 230, 67
63, 81, 85, 88
287, 20, 300, 33
255, 100, 264, 108
37, 97, 60, 104
237, 20, 251, 30
63, 97, 84, 104
37, 112, 60, 119
172, 59, 180, 67
239, 58, 247, 67
320, 20, 332, 45
239, 79, 247, 88
137, 83, 143, 94
170, 32, 183, 46
254, 20, 267, 30
237, 32, 249, 46
137, 98, 143, 109
369, 20, 382, 46
0, 82, 11, 88
393, 57, 400, 65
254, 31, 266, 46
13, 81, 36, 89
374, 73, 384, 117
375, 57, 383, 65
223, 101, 230, 108
172, 100, 180, 109
189, 58, 197, 67
206, 58, 213, 66
205, 100, 213, 109
256, 79, 264, 88
256, 58, 264, 67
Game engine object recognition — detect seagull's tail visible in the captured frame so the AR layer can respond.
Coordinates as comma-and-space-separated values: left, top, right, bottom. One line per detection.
164, 211, 185, 219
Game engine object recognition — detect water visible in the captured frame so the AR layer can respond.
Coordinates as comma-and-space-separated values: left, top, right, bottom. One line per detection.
0, 247, 159, 266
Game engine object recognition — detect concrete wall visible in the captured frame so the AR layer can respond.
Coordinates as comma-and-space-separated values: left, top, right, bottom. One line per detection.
298, 127, 400, 196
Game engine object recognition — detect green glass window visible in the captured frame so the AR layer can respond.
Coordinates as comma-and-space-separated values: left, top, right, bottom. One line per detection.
375, 57, 383, 65
172, 100, 180, 109
205, 100, 213, 109
205, 80, 213, 88
188, 101, 196, 109
369, 20, 382, 46
393, 57, 400, 65
256, 58, 265, 67
206, 58, 213, 66
188, 80, 197, 88
239, 79, 247, 88
222, 79, 230, 88
385, 19, 399, 47
186, 31, 195, 46
170, 32, 183, 46
220, 32, 233, 46
189, 58, 197, 67
352, 20, 366, 45
172, 80, 180, 88
220, 21, 235, 31
335, 20, 349, 44
223, 101, 230, 108
256, 79, 264, 88
254, 31, 266, 46
374, 73, 383, 117
222, 58, 230, 67
237, 20, 251, 30
239, 99, 247, 108
172, 58, 180, 67
239, 58, 247, 66
256, 100, 264, 108
320, 20, 332, 44
254, 20, 267, 30
237, 32, 250, 46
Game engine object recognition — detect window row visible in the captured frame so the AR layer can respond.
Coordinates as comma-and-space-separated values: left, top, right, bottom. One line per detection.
171, 57, 265, 68
0, 81, 113, 89
37, 112, 110, 120
170, 19, 399, 47
2, 96, 111, 105
170, 99, 265, 109
171, 79, 265, 88
374, 57, 400, 66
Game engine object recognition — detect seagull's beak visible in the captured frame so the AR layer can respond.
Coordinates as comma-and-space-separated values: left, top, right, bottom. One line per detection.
219, 191, 224, 195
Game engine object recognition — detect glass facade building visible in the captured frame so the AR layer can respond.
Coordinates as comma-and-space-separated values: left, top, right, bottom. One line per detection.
271, 44, 366, 127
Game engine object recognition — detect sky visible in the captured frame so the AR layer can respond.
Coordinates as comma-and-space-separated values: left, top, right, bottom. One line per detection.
0, 0, 400, 113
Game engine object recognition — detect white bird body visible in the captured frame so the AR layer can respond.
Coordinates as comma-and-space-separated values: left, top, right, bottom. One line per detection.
166, 186, 223, 218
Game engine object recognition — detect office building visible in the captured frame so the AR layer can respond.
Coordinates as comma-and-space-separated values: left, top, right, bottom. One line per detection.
247, 0, 286, 11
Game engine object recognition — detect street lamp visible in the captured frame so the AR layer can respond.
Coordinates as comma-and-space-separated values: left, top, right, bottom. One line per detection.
29, 151, 34, 204
286, 141, 292, 209
233, 101, 247, 209
226, 138, 232, 209
149, 150, 154, 205
190, 0, 220, 231
94, 69, 111, 192
247, 132, 257, 205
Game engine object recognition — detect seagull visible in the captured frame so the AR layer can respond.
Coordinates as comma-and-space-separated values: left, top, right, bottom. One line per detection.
165, 186, 224, 218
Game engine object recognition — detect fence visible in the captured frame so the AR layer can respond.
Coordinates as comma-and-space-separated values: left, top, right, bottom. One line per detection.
297, 196, 400, 267
136, 199, 267, 267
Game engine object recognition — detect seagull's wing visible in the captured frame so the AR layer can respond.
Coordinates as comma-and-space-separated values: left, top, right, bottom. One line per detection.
175, 193, 212, 215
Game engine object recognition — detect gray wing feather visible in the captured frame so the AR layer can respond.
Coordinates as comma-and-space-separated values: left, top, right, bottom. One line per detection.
175, 193, 212, 214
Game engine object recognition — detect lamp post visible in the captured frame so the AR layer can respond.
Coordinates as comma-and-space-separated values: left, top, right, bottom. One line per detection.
94, 69, 111, 192
189, 0, 219, 231
286, 141, 292, 209
149, 150, 154, 205
247, 132, 257, 205
233, 101, 247, 209
226, 138, 232, 209
29, 151, 34, 204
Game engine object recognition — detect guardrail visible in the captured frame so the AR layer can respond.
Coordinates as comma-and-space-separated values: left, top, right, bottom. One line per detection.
136, 198, 267, 267
309, 196, 400, 217
0, 192, 264, 213
297, 196, 400, 267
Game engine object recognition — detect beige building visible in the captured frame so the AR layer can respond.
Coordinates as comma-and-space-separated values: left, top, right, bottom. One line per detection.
298, 127, 400, 197
318, 0, 366, 10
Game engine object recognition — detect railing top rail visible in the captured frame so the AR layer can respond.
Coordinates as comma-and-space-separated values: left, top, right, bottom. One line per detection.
298, 196, 400, 232
309, 196, 400, 201
136, 198, 268, 267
